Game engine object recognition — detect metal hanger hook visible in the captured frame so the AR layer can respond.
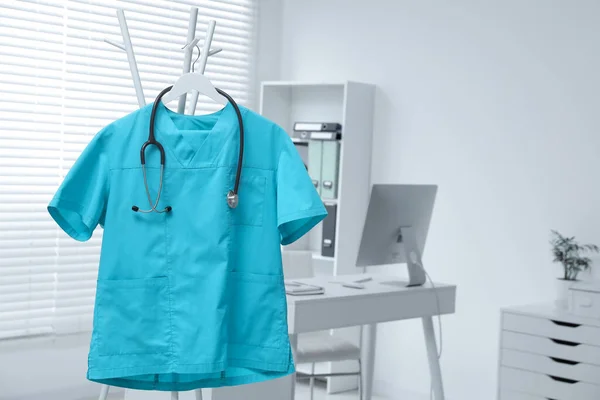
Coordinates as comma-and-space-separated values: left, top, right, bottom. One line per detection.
191, 44, 201, 72
182, 40, 202, 73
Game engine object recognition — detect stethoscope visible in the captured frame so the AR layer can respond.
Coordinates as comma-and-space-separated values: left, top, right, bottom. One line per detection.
131, 85, 244, 213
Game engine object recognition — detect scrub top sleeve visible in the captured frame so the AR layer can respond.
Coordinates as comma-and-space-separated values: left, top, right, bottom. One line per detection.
47, 130, 110, 242
276, 133, 327, 245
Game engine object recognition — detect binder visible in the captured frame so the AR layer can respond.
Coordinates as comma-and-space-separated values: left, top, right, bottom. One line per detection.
292, 130, 341, 141
291, 130, 311, 141
321, 203, 337, 258
294, 122, 341, 132
320, 141, 340, 199
308, 140, 323, 195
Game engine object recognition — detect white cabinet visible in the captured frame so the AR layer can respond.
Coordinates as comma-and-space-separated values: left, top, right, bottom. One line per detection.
498, 304, 600, 400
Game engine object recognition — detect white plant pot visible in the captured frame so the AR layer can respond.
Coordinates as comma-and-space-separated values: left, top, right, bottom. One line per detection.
555, 278, 576, 310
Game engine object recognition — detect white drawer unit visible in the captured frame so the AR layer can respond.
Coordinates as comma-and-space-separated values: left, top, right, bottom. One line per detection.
501, 349, 600, 385
498, 389, 546, 400
498, 304, 600, 400
502, 331, 600, 366
500, 367, 600, 400
503, 313, 600, 347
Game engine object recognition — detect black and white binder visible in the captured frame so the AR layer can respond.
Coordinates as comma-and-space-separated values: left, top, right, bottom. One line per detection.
292, 130, 341, 141
293, 122, 342, 141
294, 122, 341, 132
291, 130, 312, 141
321, 203, 337, 258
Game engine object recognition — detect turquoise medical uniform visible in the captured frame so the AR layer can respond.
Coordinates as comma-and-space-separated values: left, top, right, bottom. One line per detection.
47, 102, 327, 391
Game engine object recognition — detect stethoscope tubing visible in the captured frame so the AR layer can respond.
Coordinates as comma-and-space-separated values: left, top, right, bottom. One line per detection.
216, 87, 244, 197
133, 85, 244, 213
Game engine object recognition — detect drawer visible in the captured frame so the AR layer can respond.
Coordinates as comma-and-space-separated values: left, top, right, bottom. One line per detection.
498, 389, 544, 400
501, 349, 600, 385
503, 312, 600, 347
571, 287, 600, 319
499, 367, 600, 400
502, 331, 600, 366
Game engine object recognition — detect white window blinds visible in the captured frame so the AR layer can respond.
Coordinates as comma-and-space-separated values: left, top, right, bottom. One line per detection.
0, 0, 257, 340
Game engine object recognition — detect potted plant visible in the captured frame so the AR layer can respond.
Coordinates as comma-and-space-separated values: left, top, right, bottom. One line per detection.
550, 230, 599, 308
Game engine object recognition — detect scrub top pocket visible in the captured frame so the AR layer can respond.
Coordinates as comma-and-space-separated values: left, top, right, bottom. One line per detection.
229, 271, 286, 349
231, 175, 266, 227
96, 277, 171, 356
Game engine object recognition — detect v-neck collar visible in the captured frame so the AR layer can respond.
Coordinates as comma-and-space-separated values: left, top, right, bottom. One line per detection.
153, 101, 235, 167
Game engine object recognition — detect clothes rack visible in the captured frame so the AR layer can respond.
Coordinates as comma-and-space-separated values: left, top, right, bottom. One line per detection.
98, 6, 222, 400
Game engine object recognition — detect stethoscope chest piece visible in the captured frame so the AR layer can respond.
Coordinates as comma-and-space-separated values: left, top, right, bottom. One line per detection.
227, 190, 238, 209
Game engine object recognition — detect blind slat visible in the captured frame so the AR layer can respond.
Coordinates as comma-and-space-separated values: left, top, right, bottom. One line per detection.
0, 263, 100, 277
0, 0, 255, 340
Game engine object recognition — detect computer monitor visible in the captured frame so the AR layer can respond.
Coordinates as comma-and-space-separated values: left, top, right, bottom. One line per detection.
356, 184, 438, 287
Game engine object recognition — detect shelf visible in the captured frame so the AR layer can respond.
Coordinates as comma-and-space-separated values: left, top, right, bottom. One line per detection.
262, 80, 346, 88
291, 138, 309, 146
312, 252, 334, 262
292, 137, 342, 144
321, 197, 337, 204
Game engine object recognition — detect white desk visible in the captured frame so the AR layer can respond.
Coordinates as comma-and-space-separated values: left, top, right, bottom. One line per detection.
208, 274, 457, 400
286, 274, 457, 400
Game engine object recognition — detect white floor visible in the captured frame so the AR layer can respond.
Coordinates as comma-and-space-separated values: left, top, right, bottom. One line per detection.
294, 380, 387, 400
102, 380, 391, 400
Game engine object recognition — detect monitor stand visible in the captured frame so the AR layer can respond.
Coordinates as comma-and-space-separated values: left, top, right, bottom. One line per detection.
380, 226, 427, 287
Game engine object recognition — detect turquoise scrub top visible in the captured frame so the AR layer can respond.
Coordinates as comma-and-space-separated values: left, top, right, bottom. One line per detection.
47, 102, 327, 391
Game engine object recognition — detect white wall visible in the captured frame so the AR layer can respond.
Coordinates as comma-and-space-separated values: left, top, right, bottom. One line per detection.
254, 0, 284, 98
274, 1, 600, 399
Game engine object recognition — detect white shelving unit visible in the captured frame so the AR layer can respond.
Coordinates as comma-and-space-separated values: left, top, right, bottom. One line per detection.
260, 81, 375, 394
260, 80, 375, 278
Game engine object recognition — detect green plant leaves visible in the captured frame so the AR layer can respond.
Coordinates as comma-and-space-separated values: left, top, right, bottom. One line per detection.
550, 230, 599, 281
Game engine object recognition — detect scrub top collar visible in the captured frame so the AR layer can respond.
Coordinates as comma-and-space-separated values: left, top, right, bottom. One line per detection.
152, 100, 237, 167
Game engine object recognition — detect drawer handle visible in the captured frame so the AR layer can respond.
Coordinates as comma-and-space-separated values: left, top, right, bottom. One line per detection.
548, 375, 579, 384
550, 320, 581, 328
550, 338, 581, 347
549, 356, 580, 366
